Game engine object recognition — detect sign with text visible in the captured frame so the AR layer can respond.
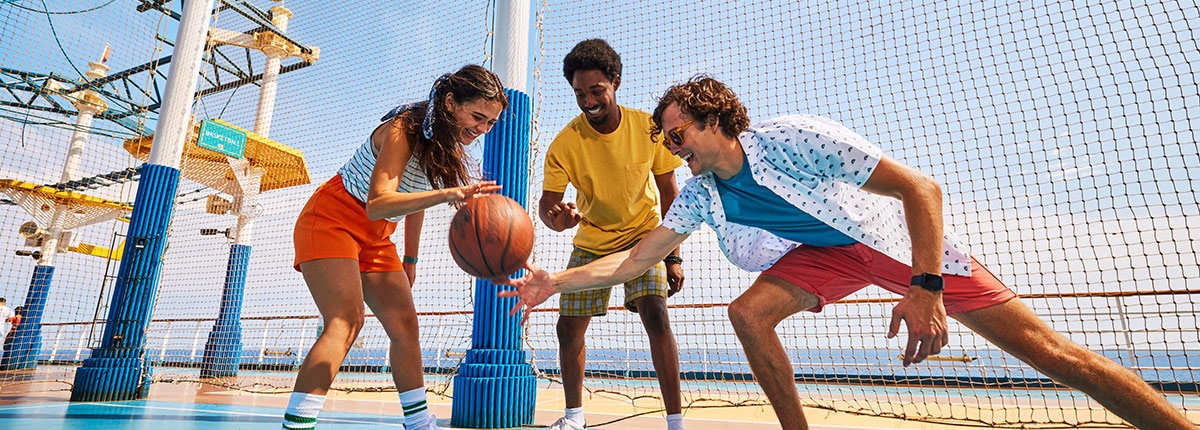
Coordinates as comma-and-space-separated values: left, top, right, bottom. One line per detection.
198, 120, 246, 159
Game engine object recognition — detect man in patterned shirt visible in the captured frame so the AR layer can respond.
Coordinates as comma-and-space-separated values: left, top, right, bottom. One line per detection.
501, 76, 1191, 430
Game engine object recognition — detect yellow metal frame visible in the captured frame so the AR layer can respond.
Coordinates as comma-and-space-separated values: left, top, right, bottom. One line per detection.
122, 118, 311, 194
0, 179, 134, 212
0, 178, 131, 260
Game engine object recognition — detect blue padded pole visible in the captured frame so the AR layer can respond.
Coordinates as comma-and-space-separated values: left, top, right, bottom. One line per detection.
71, 163, 181, 401
70, 0, 215, 402
451, 89, 536, 428
200, 243, 250, 378
0, 265, 53, 369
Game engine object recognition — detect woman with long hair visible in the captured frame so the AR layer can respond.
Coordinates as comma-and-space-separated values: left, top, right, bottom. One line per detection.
284, 65, 508, 430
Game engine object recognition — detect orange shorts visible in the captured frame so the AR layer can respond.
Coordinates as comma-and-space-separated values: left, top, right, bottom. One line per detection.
293, 175, 403, 273
762, 243, 1016, 315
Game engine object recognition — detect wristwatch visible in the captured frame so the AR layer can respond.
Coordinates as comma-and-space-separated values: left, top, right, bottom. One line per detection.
911, 273, 944, 292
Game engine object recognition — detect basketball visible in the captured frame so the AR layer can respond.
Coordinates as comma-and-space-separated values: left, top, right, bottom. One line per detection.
448, 194, 534, 279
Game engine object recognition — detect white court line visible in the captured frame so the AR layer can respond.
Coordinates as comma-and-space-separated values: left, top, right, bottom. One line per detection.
92, 402, 406, 426
0, 403, 74, 412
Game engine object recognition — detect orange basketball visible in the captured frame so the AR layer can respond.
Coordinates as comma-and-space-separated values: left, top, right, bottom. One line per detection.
448, 194, 534, 279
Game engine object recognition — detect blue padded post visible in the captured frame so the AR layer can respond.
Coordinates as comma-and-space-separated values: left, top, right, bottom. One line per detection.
71, 163, 181, 401
451, 89, 537, 428
200, 243, 250, 378
0, 265, 53, 369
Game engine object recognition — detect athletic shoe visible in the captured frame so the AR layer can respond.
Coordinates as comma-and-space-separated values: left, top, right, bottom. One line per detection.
547, 416, 586, 430
416, 414, 443, 430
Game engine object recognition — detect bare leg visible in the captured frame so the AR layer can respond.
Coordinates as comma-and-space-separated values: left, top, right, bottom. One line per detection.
633, 295, 682, 415
557, 315, 591, 409
294, 259, 367, 394
727, 275, 820, 430
361, 270, 423, 391
955, 299, 1194, 430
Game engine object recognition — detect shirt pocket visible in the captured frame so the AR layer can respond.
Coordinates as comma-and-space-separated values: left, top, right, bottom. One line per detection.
582, 160, 653, 229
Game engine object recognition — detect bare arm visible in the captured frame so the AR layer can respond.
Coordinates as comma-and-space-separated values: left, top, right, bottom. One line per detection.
402, 209, 424, 286
499, 226, 689, 320
653, 171, 684, 295
859, 155, 948, 366
859, 155, 944, 276
555, 226, 687, 293
654, 171, 680, 256
364, 119, 500, 220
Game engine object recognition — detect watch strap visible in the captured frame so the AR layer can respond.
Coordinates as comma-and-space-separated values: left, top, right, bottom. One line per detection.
911, 273, 944, 292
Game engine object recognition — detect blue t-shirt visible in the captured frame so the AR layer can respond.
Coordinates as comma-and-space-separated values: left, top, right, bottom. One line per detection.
713, 154, 856, 247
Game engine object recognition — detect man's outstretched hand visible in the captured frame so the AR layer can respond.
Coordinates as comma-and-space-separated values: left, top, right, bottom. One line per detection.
888, 287, 949, 366
496, 261, 557, 325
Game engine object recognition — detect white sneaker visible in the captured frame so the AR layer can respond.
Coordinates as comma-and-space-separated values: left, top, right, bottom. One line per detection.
416, 414, 443, 430
547, 416, 585, 430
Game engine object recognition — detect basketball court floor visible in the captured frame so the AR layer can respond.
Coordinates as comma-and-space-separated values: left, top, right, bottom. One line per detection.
0, 367, 997, 430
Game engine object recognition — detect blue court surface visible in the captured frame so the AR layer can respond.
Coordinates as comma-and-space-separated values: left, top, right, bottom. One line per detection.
4, 368, 1192, 429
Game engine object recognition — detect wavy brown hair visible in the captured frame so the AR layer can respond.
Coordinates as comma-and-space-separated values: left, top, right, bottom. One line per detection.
391, 65, 507, 190
651, 75, 750, 141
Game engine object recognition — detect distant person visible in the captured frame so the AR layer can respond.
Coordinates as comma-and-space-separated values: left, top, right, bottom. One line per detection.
2, 306, 21, 357
501, 76, 1194, 430
538, 39, 685, 430
285, 64, 508, 430
0, 298, 12, 357
7, 306, 19, 329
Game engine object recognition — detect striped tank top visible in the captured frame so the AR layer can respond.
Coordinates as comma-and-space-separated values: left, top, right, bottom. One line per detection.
338, 137, 433, 222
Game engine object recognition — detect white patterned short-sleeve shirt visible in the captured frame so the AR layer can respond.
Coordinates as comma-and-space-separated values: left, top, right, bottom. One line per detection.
662, 114, 973, 275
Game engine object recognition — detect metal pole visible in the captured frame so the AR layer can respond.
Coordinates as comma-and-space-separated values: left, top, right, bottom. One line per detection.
493, 0, 530, 93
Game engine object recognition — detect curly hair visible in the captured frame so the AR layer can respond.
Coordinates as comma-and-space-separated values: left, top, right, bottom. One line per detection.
391, 65, 507, 190
563, 39, 622, 83
651, 75, 750, 140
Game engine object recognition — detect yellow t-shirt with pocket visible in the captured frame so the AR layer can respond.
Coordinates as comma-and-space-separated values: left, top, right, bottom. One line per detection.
543, 106, 684, 254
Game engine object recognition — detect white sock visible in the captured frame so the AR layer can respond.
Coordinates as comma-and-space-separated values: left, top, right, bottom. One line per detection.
666, 413, 684, 430
399, 386, 432, 428
565, 406, 585, 425
282, 391, 325, 429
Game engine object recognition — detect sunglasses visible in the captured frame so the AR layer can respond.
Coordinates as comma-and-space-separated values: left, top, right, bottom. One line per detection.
663, 119, 695, 149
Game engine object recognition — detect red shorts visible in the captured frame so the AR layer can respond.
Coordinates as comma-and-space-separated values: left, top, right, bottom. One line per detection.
761, 243, 1016, 315
293, 175, 403, 273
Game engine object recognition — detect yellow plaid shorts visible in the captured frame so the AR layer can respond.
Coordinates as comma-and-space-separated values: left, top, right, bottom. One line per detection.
558, 246, 668, 317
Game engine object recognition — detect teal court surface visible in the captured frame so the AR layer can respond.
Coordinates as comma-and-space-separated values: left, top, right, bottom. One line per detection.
3, 366, 1089, 430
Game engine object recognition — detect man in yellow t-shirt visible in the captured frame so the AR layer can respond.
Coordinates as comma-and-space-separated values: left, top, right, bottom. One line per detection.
539, 39, 686, 430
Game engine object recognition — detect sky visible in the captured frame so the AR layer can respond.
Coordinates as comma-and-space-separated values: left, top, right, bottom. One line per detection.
0, 0, 1198, 365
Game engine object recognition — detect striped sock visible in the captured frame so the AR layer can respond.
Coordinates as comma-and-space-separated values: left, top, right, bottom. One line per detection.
282, 391, 325, 429
399, 386, 431, 429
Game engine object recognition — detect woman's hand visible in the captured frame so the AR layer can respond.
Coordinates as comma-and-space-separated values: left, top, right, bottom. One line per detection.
403, 261, 417, 287
448, 181, 502, 205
